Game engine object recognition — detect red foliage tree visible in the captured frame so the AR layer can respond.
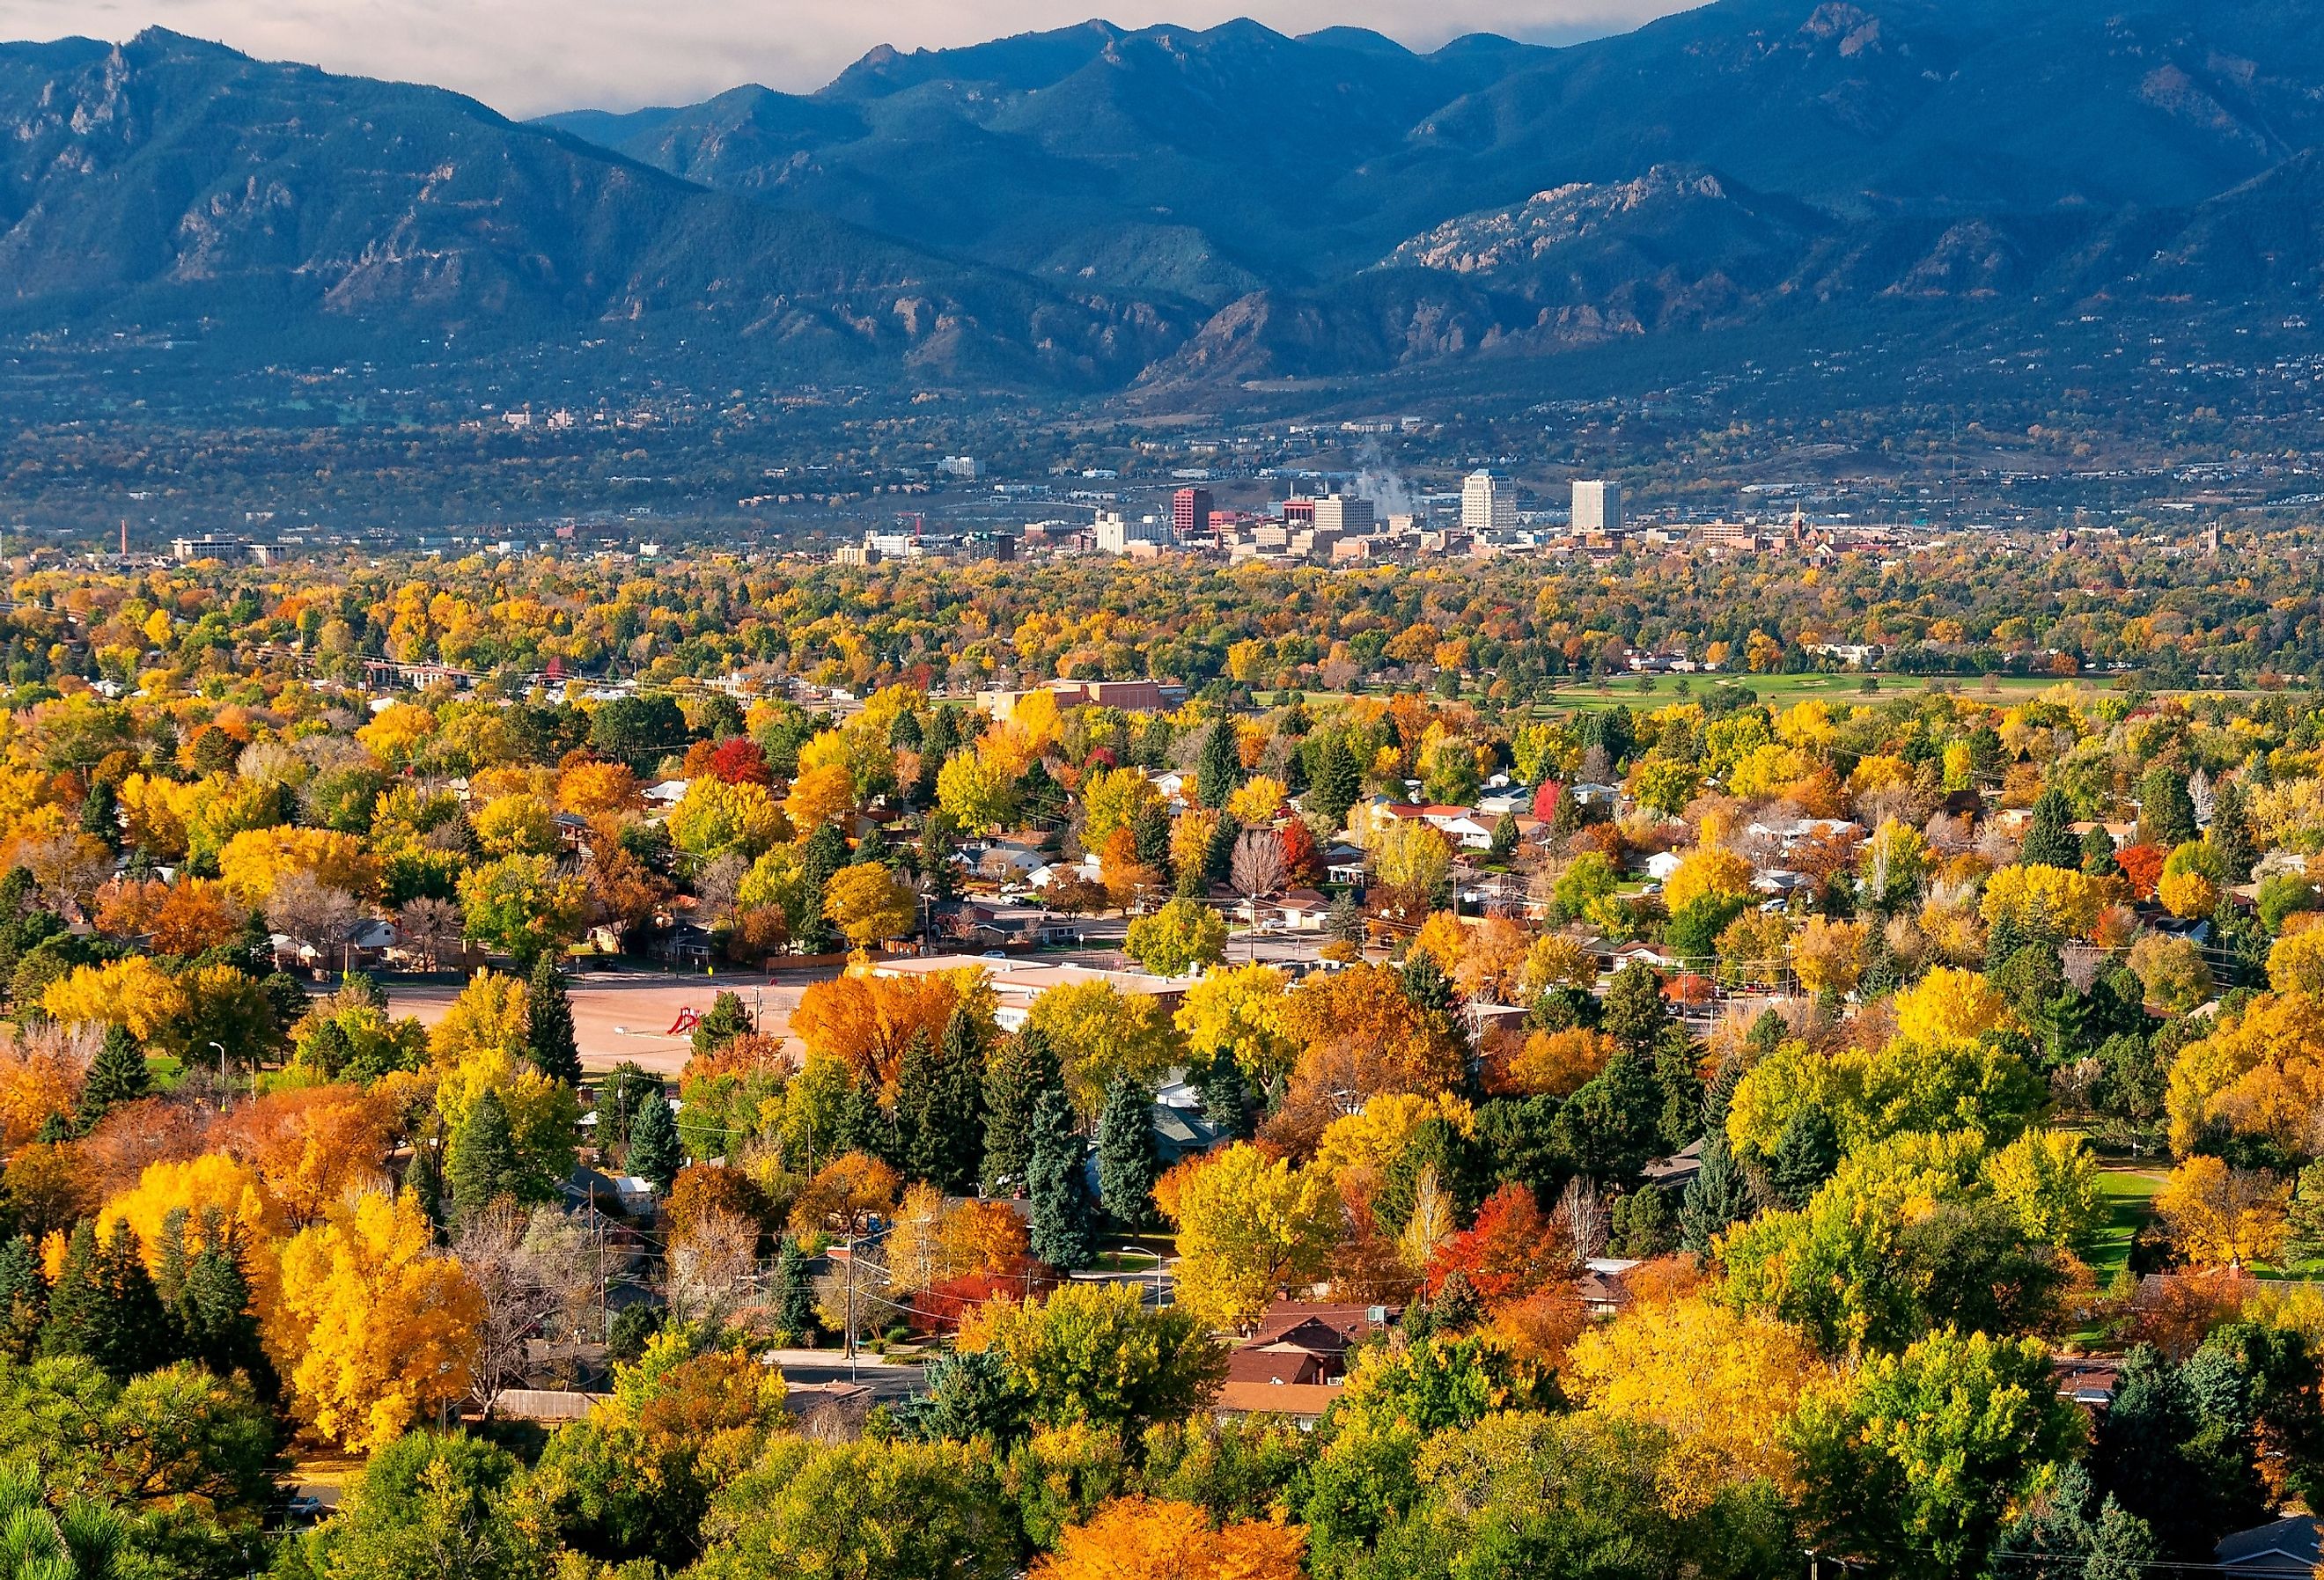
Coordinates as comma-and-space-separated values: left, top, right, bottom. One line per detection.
914, 1259, 1055, 1334
1424, 1181, 1570, 1304
705, 737, 773, 786
2116, 842, 2166, 900
1277, 818, 1323, 886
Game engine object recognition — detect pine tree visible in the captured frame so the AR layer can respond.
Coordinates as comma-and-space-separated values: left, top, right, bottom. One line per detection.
795, 824, 851, 954
982, 1027, 1063, 1193
903, 1010, 986, 1196
831, 1070, 895, 1165
2210, 778, 2257, 885
1769, 1104, 1840, 1208
772, 1235, 818, 1340
894, 1028, 939, 1181
0, 1235, 44, 1361
689, 991, 753, 1060
446, 1087, 525, 1218
174, 1213, 266, 1385
1679, 1134, 1752, 1256
2138, 764, 2197, 849
43, 1221, 166, 1379
1192, 1046, 1256, 1141
2020, 787, 2081, 870
1310, 737, 1361, 833
77, 1024, 151, 1130
627, 1089, 684, 1191
78, 780, 120, 851
1026, 1091, 1095, 1269
1601, 961, 1670, 1055
526, 957, 582, 1086
2082, 823, 2122, 878
1130, 801, 1175, 886
1196, 720, 1241, 810
1094, 1078, 1160, 1230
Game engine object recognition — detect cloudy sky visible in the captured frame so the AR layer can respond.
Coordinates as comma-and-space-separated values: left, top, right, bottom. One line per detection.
2, 0, 1697, 117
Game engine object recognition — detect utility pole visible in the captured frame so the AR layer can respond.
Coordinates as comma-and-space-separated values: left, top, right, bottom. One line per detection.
844, 1231, 857, 1382
210, 1042, 228, 1114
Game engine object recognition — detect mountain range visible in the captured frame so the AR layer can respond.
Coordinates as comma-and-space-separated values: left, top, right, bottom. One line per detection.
5, 0, 2324, 397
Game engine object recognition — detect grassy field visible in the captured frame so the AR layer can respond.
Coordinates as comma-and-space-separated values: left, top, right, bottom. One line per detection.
2088, 1164, 2167, 1282
1534, 672, 2085, 712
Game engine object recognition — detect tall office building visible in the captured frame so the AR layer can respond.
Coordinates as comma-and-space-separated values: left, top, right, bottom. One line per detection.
1461, 469, 1516, 536
1094, 510, 1172, 554
1313, 493, 1376, 537
1572, 479, 1623, 536
1172, 487, 1214, 540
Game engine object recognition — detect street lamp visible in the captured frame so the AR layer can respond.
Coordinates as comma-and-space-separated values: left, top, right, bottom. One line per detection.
209, 1042, 228, 1113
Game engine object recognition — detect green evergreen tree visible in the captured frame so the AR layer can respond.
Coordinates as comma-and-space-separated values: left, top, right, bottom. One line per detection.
1195, 720, 1241, 810
1309, 737, 1362, 833
2210, 778, 2257, 885
1769, 1103, 1841, 1208
0, 1235, 44, 1361
2286, 1162, 2324, 1268
1094, 1078, 1161, 1231
1192, 1046, 1256, 1141
902, 1010, 985, 1195
2082, 823, 2122, 878
1607, 1184, 1677, 1258
772, 1235, 819, 1340
831, 1069, 895, 1164
1601, 960, 1671, 1055
794, 824, 850, 954
1130, 801, 1176, 886
526, 957, 582, 1086
982, 1027, 1063, 1193
2020, 787, 2081, 869
1488, 812, 1519, 863
173, 1211, 268, 1387
688, 991, 753, 1060
77, 1024, 150, 1130
77, 780, 121, 851
627, 1089, 684, 1191
1678, 1132, 1751, 1256
445, 1087, 525, 1218
2138, 764, 2198, 849
1025, 1091, 1095, 1269
41, 1221, 166, 1380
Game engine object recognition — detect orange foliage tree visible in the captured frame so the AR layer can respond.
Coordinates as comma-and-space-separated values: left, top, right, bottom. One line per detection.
211, 1084, 396, 1224
1033, 1495, 1305, 1580
1269, 965, 1467, 1150
1424, 1181, 1568, 1304
791, 970, 974, 1094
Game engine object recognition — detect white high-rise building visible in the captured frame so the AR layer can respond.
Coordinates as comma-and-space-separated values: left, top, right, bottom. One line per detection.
1461, 469, 1516, 536
1094, 510, 1172, 554
1572, 479, 1623, 536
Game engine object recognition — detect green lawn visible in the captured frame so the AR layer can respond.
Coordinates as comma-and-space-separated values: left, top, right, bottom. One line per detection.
2087, 1165, 2167, 1283
1535, 672, 2078, 712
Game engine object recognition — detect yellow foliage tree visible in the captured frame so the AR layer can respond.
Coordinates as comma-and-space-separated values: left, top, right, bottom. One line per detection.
428, 969, 531, 1068
217, 826, 377, 905
556, 760, 644, 817
273, 1190, 484, 1451
1791, 916, 1868, 997
1519, 934, 1600, 997
2164, 990, 2324, 1155
783, 763, 857, 833
474, 793, 558, 858
1225, 777, 1288, 827
1313, 1092, 1475, 1181
1663, 846, 1754, 915
42, 958, 187, 1047
1566, 1295, 1825, 1513
1891, 966, 2010, 1047
99, 1153, 284, 1290
1163, 1143, 1334, 1330
2268, 928, 2324, 996
2154, 1155, 2290, 1270
1173, 965, 1297, 1088
1979, 864, 2108, 939
822, 862, 919, 952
